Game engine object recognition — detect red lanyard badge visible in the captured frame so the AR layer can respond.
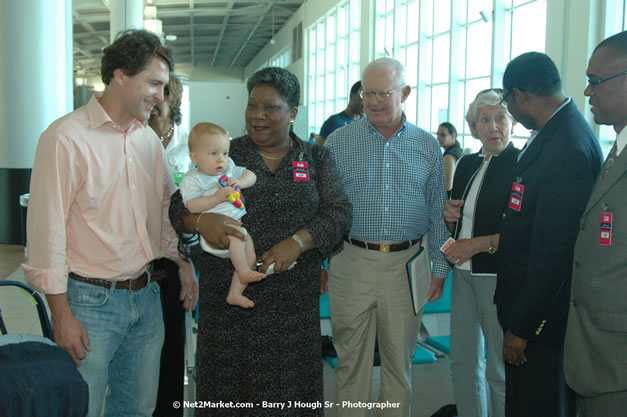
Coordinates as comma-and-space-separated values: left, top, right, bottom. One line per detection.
599, 212, 613, 246
509, 182, 524, 212
293, 160, 309, 181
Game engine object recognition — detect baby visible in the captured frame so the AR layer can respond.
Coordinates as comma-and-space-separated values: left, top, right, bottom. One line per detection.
180, 122, 264, 308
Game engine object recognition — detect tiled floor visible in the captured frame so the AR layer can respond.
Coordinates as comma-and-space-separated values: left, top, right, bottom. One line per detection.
1, 243, 455, 417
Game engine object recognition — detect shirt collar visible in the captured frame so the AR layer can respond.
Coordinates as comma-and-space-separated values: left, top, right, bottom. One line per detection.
615, 125, 627, 156
545, 97, 571, 127
479, 149, 500, 159
524, 97, 570, 149
365, 112, 408, 139
86, 95, 145, 131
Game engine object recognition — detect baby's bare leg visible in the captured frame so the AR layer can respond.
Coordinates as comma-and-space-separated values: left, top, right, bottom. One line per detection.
227, 272, 254, 308
228, 234, 265, 284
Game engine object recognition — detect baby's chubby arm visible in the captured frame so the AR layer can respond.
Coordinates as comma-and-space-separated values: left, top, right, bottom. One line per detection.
227, 169, 256, 189
186, 186, 234, 213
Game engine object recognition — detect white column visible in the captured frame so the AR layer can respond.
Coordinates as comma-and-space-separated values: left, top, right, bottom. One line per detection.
0, 0, 72, 243
109, 0, 144, 42
546, 0, 616, 153
546, 0, 604, 118
0, 0, 72, 170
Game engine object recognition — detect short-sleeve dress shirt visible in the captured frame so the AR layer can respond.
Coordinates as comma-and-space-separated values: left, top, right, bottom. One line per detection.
23, 96, 179, 294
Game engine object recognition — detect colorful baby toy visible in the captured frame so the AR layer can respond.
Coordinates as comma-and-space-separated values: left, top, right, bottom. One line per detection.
217, 175, 246, 209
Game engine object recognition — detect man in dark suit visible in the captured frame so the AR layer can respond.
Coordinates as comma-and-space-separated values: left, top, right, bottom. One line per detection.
564, 31, 627, 417
496, 52, 603, 417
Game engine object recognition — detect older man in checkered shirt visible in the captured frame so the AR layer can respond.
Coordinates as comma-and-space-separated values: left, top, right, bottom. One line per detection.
325, 57, 451, 417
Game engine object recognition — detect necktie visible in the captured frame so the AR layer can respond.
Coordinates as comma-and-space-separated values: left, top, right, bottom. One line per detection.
601, 142, 617, 179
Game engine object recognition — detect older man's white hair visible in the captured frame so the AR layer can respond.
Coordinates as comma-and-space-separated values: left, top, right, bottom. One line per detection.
363, 57, 407, 88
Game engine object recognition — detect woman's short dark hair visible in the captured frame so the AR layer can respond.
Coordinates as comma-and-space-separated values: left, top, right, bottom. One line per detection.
165, 73, 183, 125
101, 29, 173, 85
247, 67, 300, 108
439, 122, 457, 136
502, 52, 561, 96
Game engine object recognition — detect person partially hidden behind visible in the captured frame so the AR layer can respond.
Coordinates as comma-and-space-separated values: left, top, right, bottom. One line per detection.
180, 122, 264, 307
437, 122, 463, 193
316, 80, 364, 145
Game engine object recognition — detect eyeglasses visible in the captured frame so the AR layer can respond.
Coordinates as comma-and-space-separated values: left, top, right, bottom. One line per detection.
500, 89, 512, 108
360, 86, 402, 101
587, 71, 627, 89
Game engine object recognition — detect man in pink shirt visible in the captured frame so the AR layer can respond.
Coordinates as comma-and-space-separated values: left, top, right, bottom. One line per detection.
22, 29, 197, 417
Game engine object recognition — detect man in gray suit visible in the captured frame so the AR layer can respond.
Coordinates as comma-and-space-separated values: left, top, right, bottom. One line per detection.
564, 30, 627, 417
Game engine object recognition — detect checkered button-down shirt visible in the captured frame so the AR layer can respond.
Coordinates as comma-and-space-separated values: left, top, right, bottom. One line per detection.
325, 116, 451, 278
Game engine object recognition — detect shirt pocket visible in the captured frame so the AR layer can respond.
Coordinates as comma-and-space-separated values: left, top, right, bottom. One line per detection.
591, 309, 627, 333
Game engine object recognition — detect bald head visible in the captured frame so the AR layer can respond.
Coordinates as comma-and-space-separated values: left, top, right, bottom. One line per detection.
188, 122, 229, 152
363, 57, 407, 88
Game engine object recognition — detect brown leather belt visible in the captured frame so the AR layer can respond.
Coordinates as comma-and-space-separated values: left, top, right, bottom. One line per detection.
345, 237, 421, 253
69, 271, 149, 291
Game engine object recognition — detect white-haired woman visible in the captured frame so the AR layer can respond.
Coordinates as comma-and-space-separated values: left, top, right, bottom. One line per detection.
443, 89, 520, 417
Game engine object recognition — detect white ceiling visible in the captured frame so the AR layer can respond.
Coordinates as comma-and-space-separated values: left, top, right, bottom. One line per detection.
73, 0, 305, 78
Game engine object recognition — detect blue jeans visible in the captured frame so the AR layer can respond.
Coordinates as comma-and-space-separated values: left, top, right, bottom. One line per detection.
67, 277, 165, 417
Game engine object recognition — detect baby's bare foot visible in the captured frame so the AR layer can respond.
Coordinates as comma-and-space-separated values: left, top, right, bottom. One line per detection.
227, 293, 254, 308
238, 269, 266, 284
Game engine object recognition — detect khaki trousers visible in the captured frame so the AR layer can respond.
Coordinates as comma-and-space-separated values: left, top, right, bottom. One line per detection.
328, 241, 424, 417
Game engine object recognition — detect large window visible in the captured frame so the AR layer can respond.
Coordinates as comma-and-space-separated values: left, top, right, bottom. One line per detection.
269, 48, 291, 68
374, 0, 546, 152
374, 0, 426, 128
307, 0, 360, 136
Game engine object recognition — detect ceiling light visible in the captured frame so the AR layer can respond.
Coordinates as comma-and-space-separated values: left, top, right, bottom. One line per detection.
144, 19, 162, 35
144, 6, 157, 19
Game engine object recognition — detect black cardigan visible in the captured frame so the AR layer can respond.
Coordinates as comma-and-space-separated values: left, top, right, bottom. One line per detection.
443, 140, 463, 161
449, 142, 520, 274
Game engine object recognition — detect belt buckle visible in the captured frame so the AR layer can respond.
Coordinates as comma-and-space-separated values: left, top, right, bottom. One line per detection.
379, 243, 391, 253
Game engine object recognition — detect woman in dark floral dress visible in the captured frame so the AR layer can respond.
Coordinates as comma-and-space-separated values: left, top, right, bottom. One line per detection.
169, 67, 351, 416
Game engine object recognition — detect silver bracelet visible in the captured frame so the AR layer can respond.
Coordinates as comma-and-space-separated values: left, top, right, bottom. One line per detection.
291, 234, 305, 252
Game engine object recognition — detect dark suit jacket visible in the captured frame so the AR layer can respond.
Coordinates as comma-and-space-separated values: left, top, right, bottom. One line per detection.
564, 143, 627, 396
495, 100, 603, 347
450, 143, 520, 274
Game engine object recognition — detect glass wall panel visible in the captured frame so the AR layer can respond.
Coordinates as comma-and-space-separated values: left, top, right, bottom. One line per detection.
306, 0, 361, 135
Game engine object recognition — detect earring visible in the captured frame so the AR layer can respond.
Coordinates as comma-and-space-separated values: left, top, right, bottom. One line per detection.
289, 119, 294, 125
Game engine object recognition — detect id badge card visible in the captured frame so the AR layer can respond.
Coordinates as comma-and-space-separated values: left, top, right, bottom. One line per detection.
509, 182, 524, 212
173, 171, 184, 187
599, 212, 613, 246
440, 237, 455, 253
293, 161, 309, 181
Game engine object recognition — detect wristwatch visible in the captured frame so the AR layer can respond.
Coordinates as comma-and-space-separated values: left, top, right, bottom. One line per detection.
488, 235, 496, 255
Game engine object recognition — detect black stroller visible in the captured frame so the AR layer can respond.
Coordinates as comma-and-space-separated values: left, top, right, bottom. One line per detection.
0, 281, 88, 417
